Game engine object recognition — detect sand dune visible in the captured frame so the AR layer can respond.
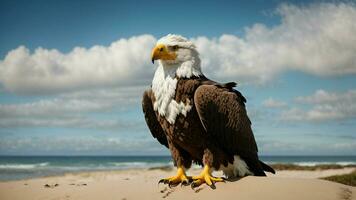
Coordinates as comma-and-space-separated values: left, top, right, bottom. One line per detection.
0, 168, 355, 200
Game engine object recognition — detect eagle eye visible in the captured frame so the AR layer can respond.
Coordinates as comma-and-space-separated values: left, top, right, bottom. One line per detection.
172, 45, 179, 50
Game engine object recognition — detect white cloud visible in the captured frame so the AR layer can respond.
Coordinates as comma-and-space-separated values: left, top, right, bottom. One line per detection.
0, 98, 108, 118
1, 3, 356, 94
259, 139, 356, 155
281, 89, 356, 122
194, 2, 356, 83
59, 85, 146, 107
0, 117, 142, 130
0, 136, 165, 155
295, 89, 356, 104
262, 98, 287, 108
0, 35, 156, 94
0, 86, 147, 129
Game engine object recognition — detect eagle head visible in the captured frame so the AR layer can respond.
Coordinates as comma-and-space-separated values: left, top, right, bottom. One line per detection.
151, 34, 198, 64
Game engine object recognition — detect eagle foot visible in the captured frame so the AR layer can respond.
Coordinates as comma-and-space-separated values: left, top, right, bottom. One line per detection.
158, 167, 191, 187
191, 165, 225, 189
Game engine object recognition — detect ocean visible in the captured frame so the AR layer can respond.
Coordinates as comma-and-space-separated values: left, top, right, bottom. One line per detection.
0, 155, 355, 181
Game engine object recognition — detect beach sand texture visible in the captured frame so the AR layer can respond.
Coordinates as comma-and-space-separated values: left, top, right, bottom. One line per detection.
0, 168, 355, 200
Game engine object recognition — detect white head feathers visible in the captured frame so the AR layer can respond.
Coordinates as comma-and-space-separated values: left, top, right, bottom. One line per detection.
157, 34, 196, 49
156, 34, 202, 78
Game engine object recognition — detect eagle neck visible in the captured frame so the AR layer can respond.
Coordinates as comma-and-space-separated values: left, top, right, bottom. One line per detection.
151, 64, 193, 124
160, 57, 202, 79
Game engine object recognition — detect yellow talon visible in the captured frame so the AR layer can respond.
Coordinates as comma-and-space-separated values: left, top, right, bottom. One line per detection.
192, 165, 224, 189
159, 167, 191, 187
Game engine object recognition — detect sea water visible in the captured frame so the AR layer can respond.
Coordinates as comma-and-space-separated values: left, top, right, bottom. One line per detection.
0, 155, 355, 181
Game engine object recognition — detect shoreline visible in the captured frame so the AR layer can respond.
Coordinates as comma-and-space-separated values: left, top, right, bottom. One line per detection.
1, 164, 355, 182
0, 167, 355, 200
1, 163, 355, 182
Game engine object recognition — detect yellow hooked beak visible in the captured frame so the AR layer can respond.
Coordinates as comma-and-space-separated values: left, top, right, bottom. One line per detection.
151, 44, 177, 64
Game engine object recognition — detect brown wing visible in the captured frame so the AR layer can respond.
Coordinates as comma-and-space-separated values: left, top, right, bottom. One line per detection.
142, 89, 168, 148
194, 85, 258, 157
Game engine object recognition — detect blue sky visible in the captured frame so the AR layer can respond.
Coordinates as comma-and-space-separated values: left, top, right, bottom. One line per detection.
0, 0, 355, 155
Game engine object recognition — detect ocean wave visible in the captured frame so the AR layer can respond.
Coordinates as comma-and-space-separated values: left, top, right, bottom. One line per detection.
0, 161, 354, 170
293, 161, 356, 166
108, 161, 173, 168
0, 161, 173, 171
0, 162, 49, 169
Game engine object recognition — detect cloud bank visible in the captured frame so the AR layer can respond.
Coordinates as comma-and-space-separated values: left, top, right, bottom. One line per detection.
194, 2, 356, 82
0, 35, 156, 94
262, 98, 287, 108
0, 3, 356, 94
281, 89, 356, 122
0, 86, 146, 129
0, 136, 164, 155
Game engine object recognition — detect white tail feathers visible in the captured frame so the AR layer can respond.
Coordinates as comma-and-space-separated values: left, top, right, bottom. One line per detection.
219, 155, 253, 178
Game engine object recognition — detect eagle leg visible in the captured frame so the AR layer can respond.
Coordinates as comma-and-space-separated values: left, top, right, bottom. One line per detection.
158, 166, 191, 187
191, 165, 225, 189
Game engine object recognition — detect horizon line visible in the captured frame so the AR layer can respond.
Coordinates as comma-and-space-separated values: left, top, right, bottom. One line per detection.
0, 154, 355, 157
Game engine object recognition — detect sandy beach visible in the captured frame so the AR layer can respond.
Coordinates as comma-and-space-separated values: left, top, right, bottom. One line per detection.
0, 167, 355, 200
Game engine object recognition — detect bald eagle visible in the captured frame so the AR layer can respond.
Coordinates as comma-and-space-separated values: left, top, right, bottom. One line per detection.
142, 34, 275, 188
